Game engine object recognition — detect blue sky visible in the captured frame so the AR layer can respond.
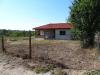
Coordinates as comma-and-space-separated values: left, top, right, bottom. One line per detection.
0, 0, 73, 30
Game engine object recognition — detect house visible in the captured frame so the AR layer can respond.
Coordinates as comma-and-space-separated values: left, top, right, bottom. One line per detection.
33, 23, 72, 40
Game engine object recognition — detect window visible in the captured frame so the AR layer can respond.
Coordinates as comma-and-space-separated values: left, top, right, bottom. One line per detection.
60, 31, 66, 35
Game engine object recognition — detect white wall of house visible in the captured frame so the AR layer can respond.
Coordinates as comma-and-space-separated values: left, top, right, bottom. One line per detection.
55, 29, 71, 40
40, 30, 44, 36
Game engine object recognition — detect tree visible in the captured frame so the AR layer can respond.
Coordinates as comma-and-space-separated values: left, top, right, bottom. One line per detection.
69, 0, 100, 48
71, 28, 81, 40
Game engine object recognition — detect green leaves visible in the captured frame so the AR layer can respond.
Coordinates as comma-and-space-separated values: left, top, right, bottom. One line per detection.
68, 0, 100, 48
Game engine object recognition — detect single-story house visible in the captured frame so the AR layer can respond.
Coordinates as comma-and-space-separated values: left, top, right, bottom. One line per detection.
33, 23, 72, 40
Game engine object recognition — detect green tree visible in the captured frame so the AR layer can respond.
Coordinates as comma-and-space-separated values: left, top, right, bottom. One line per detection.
69, 0, 100, 48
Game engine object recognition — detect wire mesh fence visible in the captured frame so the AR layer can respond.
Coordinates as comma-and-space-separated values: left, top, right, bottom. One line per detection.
5, 37, 30, 58
0, 31, 100, 69
0, 34, 57, 60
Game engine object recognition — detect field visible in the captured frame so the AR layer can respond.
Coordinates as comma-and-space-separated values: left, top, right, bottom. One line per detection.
0, 37, 99, 71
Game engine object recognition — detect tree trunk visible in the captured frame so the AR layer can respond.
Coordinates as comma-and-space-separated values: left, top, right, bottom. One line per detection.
81, 32, 95, 48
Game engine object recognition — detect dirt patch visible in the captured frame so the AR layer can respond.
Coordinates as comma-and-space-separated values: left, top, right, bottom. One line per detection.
0, 52, 51, 75
1, 40, 100, 70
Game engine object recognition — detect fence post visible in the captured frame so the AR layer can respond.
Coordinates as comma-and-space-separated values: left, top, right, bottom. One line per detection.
1, 35, 6, 52
29, 30, 32, 59
97, 32, 100, 49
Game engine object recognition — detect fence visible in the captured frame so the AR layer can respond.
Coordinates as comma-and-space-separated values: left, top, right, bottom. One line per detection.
0, 32, 71, 68
0, 30, 100, 70
0, 31, 32, 58
0, 31, 62, 61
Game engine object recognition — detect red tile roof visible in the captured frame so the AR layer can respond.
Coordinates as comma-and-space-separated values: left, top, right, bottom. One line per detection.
34, 23, 72, 30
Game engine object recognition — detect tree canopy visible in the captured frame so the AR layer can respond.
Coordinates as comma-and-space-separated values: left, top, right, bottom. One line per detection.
0, 29, 35, 37
69, 0, 100, 48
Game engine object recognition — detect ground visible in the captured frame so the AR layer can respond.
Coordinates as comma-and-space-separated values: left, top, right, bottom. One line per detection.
0, 37, 100, 75
0, 52, 50, 75
0, 52, 93, 75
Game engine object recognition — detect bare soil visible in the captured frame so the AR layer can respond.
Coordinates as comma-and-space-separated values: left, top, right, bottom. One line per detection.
0, 52, 51, 75
3, 39, 100, 70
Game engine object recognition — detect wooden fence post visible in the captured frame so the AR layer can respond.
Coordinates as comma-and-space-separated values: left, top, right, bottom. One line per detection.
1, 36, 6, 52
29, 30, 32, 59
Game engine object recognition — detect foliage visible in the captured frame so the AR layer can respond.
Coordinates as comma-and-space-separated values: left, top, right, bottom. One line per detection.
71, 28, 81, 40
69, 0, 100, 48
0, 29, 35, 37
83, 70, 100, 75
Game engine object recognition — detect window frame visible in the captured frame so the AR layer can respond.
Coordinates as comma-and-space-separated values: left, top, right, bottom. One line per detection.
59, 30, 66, 35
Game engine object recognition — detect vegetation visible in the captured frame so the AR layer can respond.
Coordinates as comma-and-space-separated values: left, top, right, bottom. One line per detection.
69, 0, 100, 48
51, 68, 66, 75
33, 64, 54, 74
33, 65, 66, 75
33, 66, 49, 74
71, 28, 81, 40
0, 29, 35, 37
83, 70, 100, 75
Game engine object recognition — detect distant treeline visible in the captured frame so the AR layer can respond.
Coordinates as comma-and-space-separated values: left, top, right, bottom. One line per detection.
0, 29, 35, 37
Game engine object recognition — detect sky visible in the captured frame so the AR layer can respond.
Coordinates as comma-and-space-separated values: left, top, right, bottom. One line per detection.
0, 0, 73, 30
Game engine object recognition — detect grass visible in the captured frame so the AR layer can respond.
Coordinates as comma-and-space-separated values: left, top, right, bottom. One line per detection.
31, 39, 80, 46
51, 68, 66, 75
33, 64, 54, 74
33, 65, 67, 75
83, 70, 100, 75
33, 66, 49, 74
5, 36, 80, 45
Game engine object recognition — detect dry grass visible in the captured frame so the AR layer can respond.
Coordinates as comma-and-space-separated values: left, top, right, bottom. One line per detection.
1, 38, 100, 70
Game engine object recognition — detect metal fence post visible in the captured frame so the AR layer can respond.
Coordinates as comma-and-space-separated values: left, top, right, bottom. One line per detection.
29, 30, 32, 59
1, 35, 6, 52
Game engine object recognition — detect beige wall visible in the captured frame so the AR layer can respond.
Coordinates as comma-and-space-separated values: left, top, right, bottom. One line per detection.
38, 29, 71, 40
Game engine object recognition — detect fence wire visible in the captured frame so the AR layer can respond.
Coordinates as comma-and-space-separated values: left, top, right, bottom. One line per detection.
0, 32, 100, 70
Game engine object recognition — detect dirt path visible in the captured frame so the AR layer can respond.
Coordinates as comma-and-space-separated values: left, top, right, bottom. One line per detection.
0, 52, 50, 75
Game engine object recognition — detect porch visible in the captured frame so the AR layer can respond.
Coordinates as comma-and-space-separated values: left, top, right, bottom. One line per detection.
35, 30, 55, 39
